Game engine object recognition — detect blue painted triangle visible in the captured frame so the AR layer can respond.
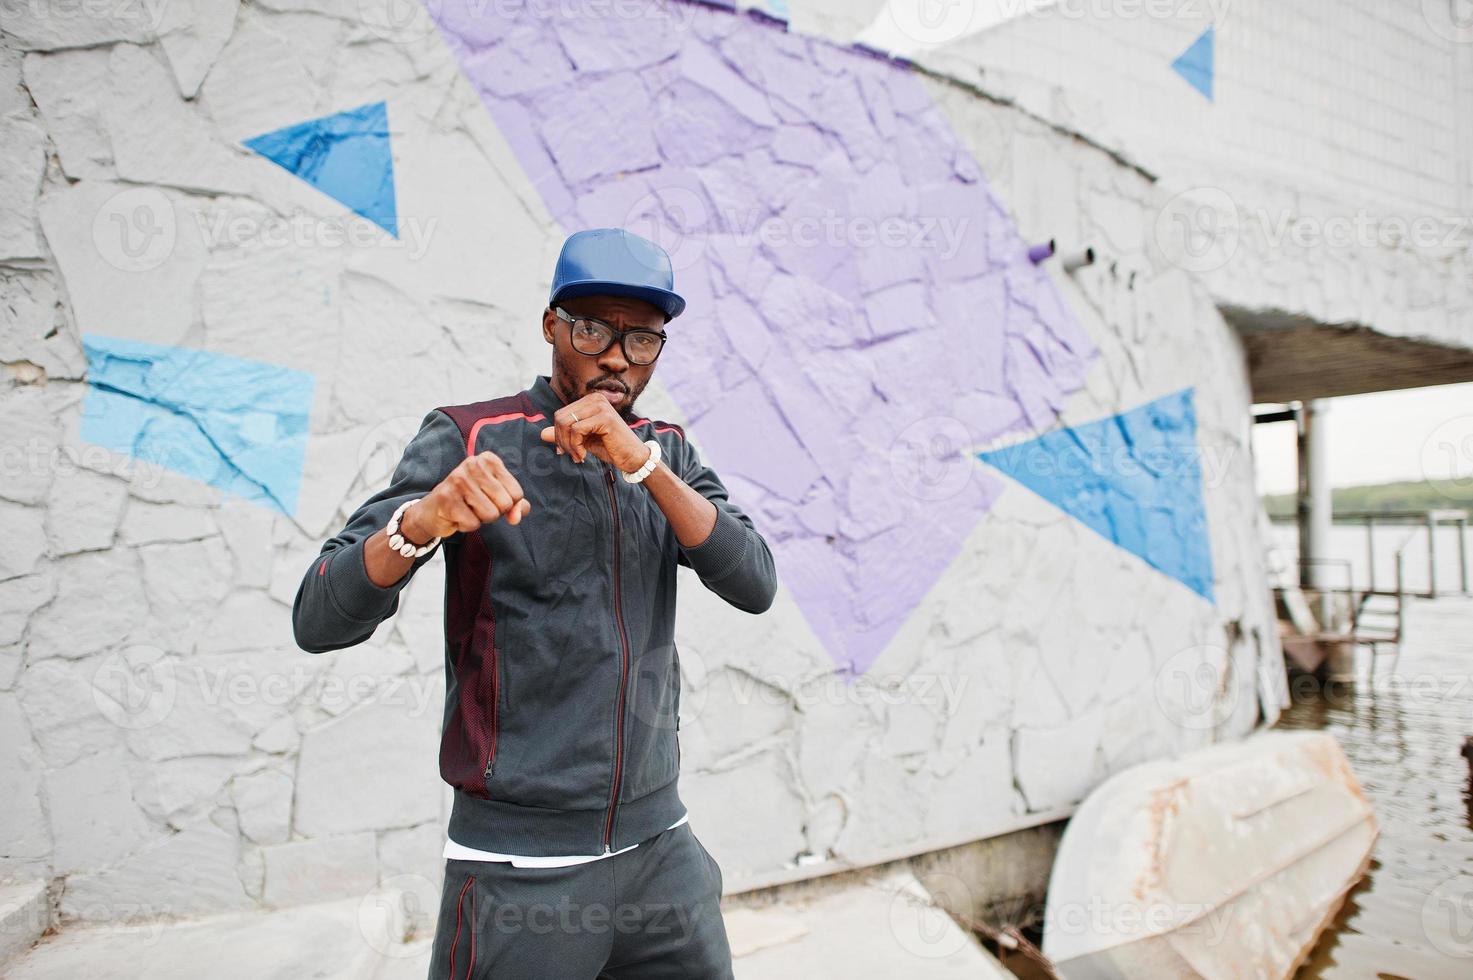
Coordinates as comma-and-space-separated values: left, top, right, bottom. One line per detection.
1172, 26, 1214, 101
244, 101, 398, 238
978, 388, 1215, 602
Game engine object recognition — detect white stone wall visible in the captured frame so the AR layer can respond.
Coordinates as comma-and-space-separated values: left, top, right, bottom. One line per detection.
2, 0, 1283, 925
828, 0, 1473, 351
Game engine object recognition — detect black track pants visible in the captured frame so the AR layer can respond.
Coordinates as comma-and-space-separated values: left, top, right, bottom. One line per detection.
426, 821, 733, 980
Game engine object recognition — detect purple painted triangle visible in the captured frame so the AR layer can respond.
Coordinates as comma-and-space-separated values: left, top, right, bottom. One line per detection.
429, 2, 1096, 677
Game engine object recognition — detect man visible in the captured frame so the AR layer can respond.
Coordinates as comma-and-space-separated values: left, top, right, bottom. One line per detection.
292, 228, 777, 979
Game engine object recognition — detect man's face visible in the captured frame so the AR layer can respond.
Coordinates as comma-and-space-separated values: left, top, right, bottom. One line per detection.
542, 294, 666, 420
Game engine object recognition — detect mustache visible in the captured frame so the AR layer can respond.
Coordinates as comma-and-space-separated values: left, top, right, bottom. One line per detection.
588, 378, 628, 394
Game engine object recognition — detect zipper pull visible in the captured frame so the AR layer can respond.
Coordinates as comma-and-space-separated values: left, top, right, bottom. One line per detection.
602, 842, 612, 855
484, 759, 494, 779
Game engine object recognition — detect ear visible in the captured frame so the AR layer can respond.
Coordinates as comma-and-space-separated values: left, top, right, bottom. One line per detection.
541, 306, 556, 345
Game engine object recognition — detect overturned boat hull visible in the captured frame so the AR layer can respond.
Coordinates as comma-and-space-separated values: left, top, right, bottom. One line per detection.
1042, 730, 1377, 978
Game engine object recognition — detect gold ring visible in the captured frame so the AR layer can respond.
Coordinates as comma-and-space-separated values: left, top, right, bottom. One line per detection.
570, 411, 579, 423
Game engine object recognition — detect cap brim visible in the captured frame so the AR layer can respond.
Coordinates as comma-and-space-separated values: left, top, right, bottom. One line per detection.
551, 280, 686, 320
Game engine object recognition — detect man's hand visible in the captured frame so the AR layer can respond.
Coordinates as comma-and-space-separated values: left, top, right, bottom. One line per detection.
539, 394, 650, 472
361, 451, 528, 588
403, 450, 532, 540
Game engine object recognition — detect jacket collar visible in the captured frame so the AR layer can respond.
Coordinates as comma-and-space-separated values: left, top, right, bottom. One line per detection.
526, 375, 567, 418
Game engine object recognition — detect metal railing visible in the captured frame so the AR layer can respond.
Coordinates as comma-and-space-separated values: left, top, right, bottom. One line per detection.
1337, 509, 1470, 596
1266, 509, 1471, 598
1266, 509, 1469, 670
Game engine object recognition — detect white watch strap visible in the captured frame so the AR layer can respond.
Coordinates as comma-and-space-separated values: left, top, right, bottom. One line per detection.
623, 439, 662, 484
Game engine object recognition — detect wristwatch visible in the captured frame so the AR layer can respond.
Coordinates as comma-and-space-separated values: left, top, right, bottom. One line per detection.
386, 498, 441, 558
623, 439, 662, 484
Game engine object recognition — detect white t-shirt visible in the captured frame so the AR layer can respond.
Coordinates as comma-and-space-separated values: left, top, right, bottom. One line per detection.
443, 812, 689, 868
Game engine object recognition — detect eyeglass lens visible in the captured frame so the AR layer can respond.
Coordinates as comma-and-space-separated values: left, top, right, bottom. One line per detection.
569, 318, 663, 365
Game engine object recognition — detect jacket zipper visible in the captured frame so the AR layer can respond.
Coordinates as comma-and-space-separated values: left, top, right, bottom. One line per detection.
602, 463, 632, 853
484, 641, 498, 782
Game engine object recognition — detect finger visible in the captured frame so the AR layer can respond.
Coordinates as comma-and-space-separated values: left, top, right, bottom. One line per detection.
480, 478, 517, 520
442, 470, 488, 526
506, 498, 532, 526
448, 462, 492, 522
558, 410, 580, 459
568, 418, 598, 464
464, 453, 501, 492
483, 453, 526, 503
466, 458, 517, 518
458, 478, 503, 524
445, 499, 481, 534
561, 404, 596, 461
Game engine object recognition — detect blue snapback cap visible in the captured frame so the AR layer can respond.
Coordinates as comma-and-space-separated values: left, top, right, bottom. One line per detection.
549, 228, 687, 321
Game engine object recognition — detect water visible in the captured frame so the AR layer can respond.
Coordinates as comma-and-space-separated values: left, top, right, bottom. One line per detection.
1266, 523, 1471, 597
1279, 597, 1473, 978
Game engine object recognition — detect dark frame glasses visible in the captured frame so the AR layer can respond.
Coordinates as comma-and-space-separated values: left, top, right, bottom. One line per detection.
552, 306, 669, 366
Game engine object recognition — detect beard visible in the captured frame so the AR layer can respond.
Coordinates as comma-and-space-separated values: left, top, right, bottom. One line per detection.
552, 349, 642, 421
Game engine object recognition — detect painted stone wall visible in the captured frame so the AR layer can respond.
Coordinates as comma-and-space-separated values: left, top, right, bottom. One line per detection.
2, 0, 1283, 923
832, 0, 1473, 354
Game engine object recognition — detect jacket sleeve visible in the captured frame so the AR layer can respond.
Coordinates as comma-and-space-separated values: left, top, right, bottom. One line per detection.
674, 441, 778, 615
292, 409, 465, 653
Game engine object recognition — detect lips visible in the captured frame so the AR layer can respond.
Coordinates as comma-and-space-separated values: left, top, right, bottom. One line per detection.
591, 383, 626, 405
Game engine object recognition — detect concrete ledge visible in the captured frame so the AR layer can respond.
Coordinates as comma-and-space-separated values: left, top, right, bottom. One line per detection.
0, 880, 50, 969
728, 868, 1012, 978
5, 888, 430, 980
723, 807, 1072, 897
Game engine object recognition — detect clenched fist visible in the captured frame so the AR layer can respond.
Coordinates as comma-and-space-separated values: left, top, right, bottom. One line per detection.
402, 450, 532, 540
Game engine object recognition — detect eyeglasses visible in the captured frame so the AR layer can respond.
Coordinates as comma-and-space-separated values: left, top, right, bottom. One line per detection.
552, 307, 668, 366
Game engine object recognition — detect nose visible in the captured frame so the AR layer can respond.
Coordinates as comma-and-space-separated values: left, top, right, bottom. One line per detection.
596, 340, 629, 374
